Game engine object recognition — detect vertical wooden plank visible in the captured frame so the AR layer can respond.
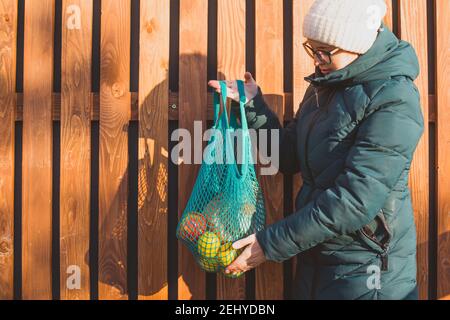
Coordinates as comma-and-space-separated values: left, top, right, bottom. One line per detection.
60, 0, 92, 300
178, 0, 208, 300
138, 0, 169, 300
384, 0, 394, 32
436, 0, 450, 300
292, 0, 314, 287
99, 0, 130, 300
217, 0, 245, 81
0, 0, 17, 300
399, 0, 429, 300
255, 0, 284, 300
216, 0, 246, 301
293, 0, 314, 115
22, 0, 55, 300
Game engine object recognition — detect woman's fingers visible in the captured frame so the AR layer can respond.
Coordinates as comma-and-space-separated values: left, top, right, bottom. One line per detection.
208, 79, 234, 95
232, 234, 256, 250
209, 73, 254, 91
208, 73, 258, 102
244, 72, 255, 83
225, 250, 249, 274
225, 234, 257, 274
207, 80, 221, 93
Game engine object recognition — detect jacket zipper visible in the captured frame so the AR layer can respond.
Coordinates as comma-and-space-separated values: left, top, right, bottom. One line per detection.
360, 212, 390, 271
304, 86, 323, 188
361, 230, 389, 271
307, 86, 322, 300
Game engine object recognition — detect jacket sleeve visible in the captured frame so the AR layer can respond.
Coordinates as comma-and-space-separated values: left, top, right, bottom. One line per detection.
255, 81, 425, 262
231, 86, 301, 175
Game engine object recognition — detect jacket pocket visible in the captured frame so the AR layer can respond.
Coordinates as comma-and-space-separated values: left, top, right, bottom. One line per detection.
356, 210, 392, 271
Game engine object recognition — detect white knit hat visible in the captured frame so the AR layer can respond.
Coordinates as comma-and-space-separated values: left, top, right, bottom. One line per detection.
303, 0, 387, 54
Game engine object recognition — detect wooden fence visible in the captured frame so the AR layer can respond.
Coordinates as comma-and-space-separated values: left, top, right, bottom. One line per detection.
0, 0, 448, 300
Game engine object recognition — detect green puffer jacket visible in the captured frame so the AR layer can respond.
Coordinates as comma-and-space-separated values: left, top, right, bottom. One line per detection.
232, 25, 424, 300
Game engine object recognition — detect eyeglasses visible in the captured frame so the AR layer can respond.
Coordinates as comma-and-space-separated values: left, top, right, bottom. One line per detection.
303, 41, 340, 65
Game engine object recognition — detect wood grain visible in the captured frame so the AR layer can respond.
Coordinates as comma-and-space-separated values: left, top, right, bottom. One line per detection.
216, 0, 246, 300
178, 0, 208, 300
60, 0, 92, 300
6, 0, 450, 301
293, 0, 314, 115
22, 0, 55, 300
15, 91, 295, 122
99, 0, 130, 300
0, 0, 17, 300
217, 0, 246, 81
384, 0, 394, 32
138, 0, 169, 300
436, 0, 450, 300
399, 0, 429, 300
291, 0, 314, 291
255, 0, 284, 300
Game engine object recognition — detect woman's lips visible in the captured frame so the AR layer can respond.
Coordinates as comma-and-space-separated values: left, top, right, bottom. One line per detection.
320, 68, 331, 74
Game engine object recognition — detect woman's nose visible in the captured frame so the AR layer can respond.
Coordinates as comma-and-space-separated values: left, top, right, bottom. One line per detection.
313, 55, 323, 66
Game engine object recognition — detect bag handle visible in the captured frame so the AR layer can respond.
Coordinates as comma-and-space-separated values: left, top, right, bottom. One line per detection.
213, 80, 247, 130
213, 81, 230, 128
212, 80, 250, 178
235, 80, 248, 130
235, 80, 249, 176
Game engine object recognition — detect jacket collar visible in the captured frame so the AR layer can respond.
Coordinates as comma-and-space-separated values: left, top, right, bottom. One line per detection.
304, 23, 416, 87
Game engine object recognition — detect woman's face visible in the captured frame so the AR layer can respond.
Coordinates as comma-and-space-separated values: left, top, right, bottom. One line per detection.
306, 39, 360, 76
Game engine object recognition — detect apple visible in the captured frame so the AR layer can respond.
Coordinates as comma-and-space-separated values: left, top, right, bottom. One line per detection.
198, 257, 220, 273
197, 231, 221, 258
179, 212, 206, 242
217, 242, 238, 267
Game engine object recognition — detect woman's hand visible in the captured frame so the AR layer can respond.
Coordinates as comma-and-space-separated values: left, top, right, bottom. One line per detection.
225, 234, 267, 275
208, 72, 259, 104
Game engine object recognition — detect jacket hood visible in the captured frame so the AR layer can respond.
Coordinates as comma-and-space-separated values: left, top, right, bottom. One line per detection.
305, 23, 420, 87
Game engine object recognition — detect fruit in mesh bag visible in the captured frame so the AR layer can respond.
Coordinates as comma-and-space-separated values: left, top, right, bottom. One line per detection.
197, 231, 221, 259
217, 243, 244, 278
223, 271, 244, 279
241, 202, 256, 216
209, 217, 234, 244
179, 212, 207, 242
198, 257, 220, 273
203, 196, 223, 221
203, 196, 233, 243
217, 242, 239, 267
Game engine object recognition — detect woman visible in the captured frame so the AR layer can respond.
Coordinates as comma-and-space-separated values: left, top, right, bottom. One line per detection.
208, 0, 424, 300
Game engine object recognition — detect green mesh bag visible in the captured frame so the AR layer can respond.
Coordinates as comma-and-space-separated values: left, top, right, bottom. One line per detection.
176, 80, 266, 278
